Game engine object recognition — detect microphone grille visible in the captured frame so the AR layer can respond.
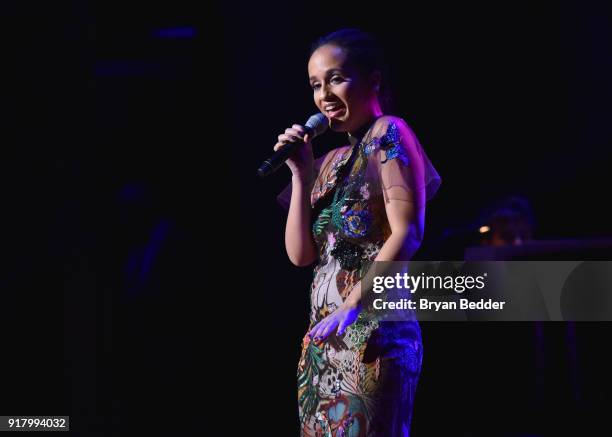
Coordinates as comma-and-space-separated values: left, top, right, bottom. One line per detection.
305, 113, 328, 138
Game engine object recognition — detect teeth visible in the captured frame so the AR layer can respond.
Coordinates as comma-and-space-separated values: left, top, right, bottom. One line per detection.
325, 104, 342, 111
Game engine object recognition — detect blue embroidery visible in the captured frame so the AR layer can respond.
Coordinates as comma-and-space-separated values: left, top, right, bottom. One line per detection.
360, 121, 410, 165
342, 209, 371, 238
362, 137, 380, 156
379, 122, 410, 166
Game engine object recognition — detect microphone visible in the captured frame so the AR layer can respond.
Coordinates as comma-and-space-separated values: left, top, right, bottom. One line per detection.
257, 113, 328, 178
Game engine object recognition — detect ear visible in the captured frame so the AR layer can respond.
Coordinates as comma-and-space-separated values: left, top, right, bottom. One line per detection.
369, 70, 382, 93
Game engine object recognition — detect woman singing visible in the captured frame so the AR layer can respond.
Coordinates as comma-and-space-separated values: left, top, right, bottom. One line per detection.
274, 28, 441, 436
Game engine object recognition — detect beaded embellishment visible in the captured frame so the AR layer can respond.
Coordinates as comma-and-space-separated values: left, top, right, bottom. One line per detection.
311, 148, 353, 207
362, 121, 410, 166
330, 238, 364, 271
379, 122, 410, 166
341, 208, 371, 238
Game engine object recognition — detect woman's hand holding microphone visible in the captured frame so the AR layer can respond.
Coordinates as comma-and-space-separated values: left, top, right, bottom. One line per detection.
273, 124, 315, 185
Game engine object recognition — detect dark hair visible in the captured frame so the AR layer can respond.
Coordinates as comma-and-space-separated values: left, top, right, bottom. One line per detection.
310, 28, 393, 112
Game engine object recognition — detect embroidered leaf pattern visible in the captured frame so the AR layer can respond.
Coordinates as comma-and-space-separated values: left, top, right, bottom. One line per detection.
298, 342, 326, 420
312, 206, 333, 237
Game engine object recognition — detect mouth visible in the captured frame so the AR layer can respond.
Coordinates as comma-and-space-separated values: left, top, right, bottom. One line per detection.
323, 103, 346, 119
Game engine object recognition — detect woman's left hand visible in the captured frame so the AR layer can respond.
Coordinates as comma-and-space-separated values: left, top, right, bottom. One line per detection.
309, 300, 362, 341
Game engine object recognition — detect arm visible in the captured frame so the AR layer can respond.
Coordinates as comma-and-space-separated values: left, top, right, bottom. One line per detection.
284, 175, 318, 267
284, 146, 339, 267
274, 124, 324, 267
344, 194, 422, 307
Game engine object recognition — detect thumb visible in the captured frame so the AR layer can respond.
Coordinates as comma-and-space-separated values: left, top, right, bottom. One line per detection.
303, 133, 311, 144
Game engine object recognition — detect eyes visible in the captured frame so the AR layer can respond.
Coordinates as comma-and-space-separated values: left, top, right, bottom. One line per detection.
311, 75, 345, 90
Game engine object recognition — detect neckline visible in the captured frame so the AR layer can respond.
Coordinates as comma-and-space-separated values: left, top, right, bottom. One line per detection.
347, 115, 383, 148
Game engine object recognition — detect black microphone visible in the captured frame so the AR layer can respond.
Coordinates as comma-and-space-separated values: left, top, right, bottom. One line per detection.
257, 113, 328, 178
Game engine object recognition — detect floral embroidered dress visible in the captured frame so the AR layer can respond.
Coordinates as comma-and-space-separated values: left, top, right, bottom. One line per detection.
279, 116, 441, 437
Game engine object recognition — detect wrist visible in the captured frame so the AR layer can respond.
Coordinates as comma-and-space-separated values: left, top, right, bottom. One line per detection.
292, 173, 315, 189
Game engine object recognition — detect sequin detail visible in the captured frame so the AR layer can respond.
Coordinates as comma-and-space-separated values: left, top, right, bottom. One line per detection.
311, 148, 353, 206
330, 238, 363, 271
380, 122, 410, 166
342, 208, 371, 238
362, 136, 381, 156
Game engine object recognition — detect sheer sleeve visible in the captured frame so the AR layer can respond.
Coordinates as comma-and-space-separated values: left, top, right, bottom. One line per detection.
363, 116, 441, 206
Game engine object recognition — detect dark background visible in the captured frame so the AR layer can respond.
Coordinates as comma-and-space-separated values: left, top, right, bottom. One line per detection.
2, 0, 611, 435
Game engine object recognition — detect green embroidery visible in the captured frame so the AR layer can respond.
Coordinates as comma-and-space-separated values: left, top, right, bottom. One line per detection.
312, 206, 333, 237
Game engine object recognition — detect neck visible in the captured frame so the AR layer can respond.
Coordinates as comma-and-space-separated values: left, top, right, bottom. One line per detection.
347, 113, 382, 147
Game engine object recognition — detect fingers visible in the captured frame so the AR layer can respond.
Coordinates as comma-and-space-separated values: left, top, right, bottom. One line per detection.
337, 319, 348, 336
309, 317, 339, 342
319, 319, 338, 340
276, 133, 299, 144
273, 135, 297, 152
308, 321, 321, 339
290, 124, 306, 138
273, 125, 307, 151
309, 319, 327, 341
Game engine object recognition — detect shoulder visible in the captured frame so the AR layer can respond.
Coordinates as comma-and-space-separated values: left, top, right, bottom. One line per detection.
374, 114, 407, 128
371, 115, 415, 140
368, 116, 416, 167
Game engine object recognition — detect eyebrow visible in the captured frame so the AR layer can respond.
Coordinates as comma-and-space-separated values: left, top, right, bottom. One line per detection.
309, 68, 344, 83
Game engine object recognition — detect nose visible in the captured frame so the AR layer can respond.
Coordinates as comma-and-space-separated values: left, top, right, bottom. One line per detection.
318, 83, 333, 101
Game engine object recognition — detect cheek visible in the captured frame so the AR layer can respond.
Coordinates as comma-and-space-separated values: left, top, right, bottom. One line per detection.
340, 85, 364, 108
314, 97, 325, 110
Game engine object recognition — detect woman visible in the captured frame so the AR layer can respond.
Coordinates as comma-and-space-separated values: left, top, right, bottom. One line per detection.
275, 29, 441, 436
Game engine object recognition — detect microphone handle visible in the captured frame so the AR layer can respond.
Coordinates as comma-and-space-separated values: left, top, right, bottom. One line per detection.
257, 128, 312, 178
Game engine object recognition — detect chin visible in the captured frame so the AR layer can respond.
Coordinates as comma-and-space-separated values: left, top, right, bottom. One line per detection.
328, 117, 349, 132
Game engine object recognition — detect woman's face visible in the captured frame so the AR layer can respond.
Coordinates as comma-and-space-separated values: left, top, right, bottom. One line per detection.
308, 44, 381, 134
